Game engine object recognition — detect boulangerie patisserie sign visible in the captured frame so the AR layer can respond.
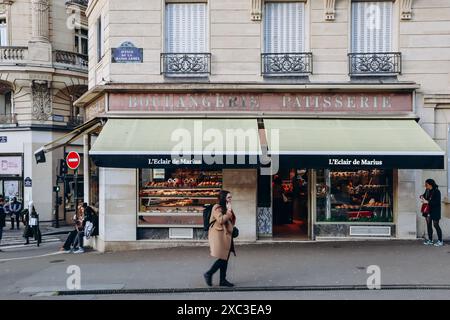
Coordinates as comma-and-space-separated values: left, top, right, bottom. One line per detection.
108, 92, 413, 114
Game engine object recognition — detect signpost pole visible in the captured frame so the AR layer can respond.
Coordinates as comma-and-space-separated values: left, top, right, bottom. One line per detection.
74, 168, 78, 213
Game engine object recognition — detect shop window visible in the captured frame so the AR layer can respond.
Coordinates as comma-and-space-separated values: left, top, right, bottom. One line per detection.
316, 169, 393, 223
138, 169, 222, 227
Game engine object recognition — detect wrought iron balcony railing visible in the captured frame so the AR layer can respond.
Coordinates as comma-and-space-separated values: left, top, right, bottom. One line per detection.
348, 52, 402, 76
54, 50, 88, 71
67, 115, 85, 127
261, 53, 313, 76
66, 0, 88, 6
161, 53, 211, 77
0, 47, 28, 64
0, 113, 17, 125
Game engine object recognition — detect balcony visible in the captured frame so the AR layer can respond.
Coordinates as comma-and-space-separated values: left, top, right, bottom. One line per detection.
0, 47, 28, 65
348, 52, 402, 76
261, 53, 313, 77
54, 50, 88, 72
67, 115, 85, 128
0, 113, 17, 125
65, 0, 88, 6
161, 53, 211, 77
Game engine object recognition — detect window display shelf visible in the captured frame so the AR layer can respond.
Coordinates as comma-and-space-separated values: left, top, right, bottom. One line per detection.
141, 196, 218, 200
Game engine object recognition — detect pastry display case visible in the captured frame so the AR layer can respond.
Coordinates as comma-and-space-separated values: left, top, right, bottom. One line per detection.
317, 169, 393, 222
138, 169, 222, 227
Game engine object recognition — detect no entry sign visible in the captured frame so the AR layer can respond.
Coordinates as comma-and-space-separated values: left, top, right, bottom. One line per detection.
66, 151, 81, 170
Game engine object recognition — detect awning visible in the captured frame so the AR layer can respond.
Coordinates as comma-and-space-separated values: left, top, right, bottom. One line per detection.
34, 118, 104, 163
90, 119, 263, 168
263, 119, 444, 169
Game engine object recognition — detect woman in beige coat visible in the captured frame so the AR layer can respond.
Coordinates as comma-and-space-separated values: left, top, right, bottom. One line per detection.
204, 190, 236, 287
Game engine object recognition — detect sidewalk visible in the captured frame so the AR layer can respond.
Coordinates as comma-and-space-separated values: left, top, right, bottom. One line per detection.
0, 224, 72, 248
0, 240, 449, 297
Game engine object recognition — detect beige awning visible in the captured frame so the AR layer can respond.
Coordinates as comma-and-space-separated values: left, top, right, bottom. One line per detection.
263, 119, 444, 169
90, 118, 262, 168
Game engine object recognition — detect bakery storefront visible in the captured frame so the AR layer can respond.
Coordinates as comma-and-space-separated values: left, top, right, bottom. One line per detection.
76, 88, 444, 250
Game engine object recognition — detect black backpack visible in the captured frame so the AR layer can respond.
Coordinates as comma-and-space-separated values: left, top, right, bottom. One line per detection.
203, 204, 214, 231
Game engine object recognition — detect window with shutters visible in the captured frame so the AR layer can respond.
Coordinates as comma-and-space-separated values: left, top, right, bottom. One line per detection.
0, 19, 7, 46
162, 3, 210, 76
349, 1, 401, 76
262, 2, 312, 76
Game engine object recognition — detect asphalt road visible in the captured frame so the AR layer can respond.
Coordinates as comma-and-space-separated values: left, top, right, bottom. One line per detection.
0, 240, 449, 300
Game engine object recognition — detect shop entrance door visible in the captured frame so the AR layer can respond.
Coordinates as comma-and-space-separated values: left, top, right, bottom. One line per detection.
272, 168, 309, 240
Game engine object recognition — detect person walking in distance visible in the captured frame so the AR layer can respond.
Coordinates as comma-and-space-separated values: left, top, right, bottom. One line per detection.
7, 197, 22, 230
421, 179, 444, 247
204, 190, 236, 287
0, 198, 6, 250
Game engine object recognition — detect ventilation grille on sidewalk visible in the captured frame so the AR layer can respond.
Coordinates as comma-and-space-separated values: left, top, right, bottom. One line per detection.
349, 226, 391, 237
169, 228, 194, 239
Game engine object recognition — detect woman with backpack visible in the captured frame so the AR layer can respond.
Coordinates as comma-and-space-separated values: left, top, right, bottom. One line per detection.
420, 179, 443, 247
203, 190, 236, 287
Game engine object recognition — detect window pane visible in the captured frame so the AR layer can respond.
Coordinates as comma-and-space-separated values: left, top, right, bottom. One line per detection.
81, 38, 88, 55
165, 3, 207, 53
0, 21, 7, 46
264, 2, 305, 53
316, 169, 393, 223
351, 1, 392, 53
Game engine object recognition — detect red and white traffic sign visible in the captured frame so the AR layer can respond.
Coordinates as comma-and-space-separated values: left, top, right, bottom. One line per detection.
66, 151, 81, 170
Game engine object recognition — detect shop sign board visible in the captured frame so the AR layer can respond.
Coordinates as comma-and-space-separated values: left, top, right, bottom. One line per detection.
0, 156, 22, 176
108, 92, 413, 114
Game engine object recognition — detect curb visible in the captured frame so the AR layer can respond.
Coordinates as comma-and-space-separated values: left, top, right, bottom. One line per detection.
56, 284, 450, 296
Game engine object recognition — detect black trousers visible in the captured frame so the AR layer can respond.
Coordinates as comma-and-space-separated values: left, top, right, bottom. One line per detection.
10, 214, 20, 229
25, 226, 42, 246
426, 217, 443, 242
63, 230, 78, 250
206, 259, 229, 282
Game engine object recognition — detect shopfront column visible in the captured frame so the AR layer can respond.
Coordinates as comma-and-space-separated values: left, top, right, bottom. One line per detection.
397, 169, 419, 239
83, 134, 90, 205
223, 169, 258, 241
97, 167, 137, 252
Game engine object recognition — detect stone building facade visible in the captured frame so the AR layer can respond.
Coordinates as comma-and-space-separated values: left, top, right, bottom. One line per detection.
0, 0, 88, 222
73, 0, 449, 251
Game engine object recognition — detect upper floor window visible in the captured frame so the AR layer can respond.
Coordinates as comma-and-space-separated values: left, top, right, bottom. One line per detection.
96, 16, 104, 62
262, 2, 312, 76
0, 91, 11, 116
165, 3, 207, 53
349, 1, 400, 76
351, 1, 393, 53
162, 3, 209, 76
264, 2, 305, 54
75, 27, 88, 56
0, 19, 7, 46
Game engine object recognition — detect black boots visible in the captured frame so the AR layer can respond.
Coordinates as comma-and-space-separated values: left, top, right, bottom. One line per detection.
203, 272, 212, 287
219, 279, 234, 287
